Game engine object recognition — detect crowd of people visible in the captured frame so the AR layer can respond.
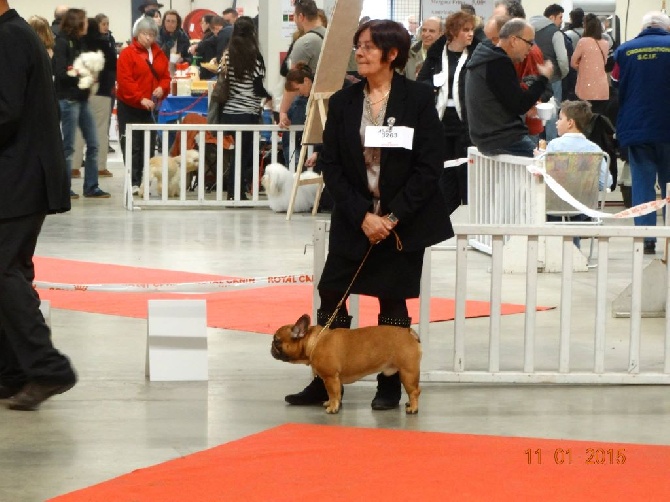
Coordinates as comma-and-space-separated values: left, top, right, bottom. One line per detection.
1, 0, 668, 412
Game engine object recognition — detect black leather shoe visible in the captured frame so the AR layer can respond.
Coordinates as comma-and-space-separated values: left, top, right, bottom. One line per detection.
644, 241, 656, 255
285, 376, 343, 405
0, 383, 24, 400
8, 381, 76, 411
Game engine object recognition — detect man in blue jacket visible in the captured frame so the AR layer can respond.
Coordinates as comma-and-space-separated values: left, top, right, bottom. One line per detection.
614, 11, 670, 255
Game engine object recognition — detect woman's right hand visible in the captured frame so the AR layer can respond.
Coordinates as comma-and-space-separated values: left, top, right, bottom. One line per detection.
361, 213, 393, 245
141, 98, 155, 110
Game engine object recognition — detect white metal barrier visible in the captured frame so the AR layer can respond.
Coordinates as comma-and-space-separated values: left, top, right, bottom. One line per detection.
313, 220, 670, 384
123, 123, 304, 210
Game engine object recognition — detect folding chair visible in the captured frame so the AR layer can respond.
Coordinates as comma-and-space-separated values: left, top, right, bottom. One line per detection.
543, 151, 610, 267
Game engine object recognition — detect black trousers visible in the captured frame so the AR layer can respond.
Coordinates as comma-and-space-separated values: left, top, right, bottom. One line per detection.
117, 101, 156, 187
0, 213, 76, 386
219, 112, 260, 195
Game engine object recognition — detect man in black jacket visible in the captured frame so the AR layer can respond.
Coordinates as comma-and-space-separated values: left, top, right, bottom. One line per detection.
0, 0, 77, 411
465, 18, 553, 157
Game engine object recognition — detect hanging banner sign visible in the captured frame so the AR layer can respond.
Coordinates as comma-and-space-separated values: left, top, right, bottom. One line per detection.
422, 0, 496, 21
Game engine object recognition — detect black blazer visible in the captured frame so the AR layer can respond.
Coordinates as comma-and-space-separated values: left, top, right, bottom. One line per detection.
318, 72, 453, 260
0, 9, 70, 218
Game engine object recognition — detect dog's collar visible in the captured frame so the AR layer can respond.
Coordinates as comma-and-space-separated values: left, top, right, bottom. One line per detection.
305, 327, 327, 359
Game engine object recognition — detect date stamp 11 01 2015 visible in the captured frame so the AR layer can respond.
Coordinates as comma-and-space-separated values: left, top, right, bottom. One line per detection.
525, 448, 627, 465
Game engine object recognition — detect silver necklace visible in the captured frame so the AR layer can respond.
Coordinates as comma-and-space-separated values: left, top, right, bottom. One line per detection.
364, 87, 390, 126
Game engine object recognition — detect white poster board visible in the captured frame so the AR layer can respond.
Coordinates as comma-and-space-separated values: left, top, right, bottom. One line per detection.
422, 0, 496, 21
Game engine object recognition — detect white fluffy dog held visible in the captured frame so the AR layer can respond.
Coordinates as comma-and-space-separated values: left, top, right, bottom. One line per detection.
261, 163, 321, 213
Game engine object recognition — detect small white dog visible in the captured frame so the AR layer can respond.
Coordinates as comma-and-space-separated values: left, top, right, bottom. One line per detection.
261, 163, 321, 213
67, 50, 105, 90
140, 149, 200, 197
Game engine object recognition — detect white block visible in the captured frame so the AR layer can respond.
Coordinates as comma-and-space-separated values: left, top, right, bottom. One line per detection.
146, 300, 208, 381
40, 300, 51, 328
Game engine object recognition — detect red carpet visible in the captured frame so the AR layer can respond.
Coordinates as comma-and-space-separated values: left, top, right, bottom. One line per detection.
49, 423, 670, 501
35, 257, 548, 334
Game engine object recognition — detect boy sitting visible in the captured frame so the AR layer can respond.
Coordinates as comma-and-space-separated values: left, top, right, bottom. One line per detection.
539, 100, 613, 247
542, 100, 612, 191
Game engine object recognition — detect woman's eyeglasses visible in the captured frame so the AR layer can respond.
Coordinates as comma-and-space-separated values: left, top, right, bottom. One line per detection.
353, 42, 377, 52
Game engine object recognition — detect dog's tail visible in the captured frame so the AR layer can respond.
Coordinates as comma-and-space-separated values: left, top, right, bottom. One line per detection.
410, 328, 420, 343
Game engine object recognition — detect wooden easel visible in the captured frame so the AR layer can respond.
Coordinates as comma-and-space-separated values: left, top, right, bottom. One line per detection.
285, 0, 364, 220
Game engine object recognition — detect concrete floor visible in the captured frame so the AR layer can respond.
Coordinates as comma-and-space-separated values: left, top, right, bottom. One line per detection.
1, 146, 669, 501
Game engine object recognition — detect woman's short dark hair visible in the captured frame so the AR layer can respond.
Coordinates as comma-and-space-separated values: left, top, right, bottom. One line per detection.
353, 19, 410, 71
583, 13, 603, 40
60, 8, 87, 39
444, 11, 475, 43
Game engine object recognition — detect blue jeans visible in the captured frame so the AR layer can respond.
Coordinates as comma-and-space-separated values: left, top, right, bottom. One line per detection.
484, 135, 536, 157
629, 142, 670, 244
543, 80, 562, 142
282, 95, 307, 166
59, 99, 100, 194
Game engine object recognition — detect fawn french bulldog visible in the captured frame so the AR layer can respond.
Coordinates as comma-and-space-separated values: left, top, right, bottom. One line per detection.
271, 314, 421, 414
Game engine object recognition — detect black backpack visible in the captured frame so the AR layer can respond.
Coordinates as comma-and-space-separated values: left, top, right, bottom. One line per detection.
561, 31, 578, 101
584, 113, 618, 190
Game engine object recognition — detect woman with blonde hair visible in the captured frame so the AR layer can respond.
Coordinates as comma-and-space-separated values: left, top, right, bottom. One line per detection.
28, 15, 54, 57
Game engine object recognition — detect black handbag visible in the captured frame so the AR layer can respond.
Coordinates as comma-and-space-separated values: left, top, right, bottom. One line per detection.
211, 51, 230, 105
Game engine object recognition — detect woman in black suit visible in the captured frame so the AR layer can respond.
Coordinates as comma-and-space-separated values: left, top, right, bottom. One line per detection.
285, 19, 452, 410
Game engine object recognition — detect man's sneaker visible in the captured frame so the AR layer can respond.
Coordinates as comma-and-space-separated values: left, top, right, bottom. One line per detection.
71, 169, 81, 178
644, 241, 656, 255
83, 188, 111, 198
70, 190, 79, 199
108, 145, 115, 153
98, 169, 113, 177
132, 186, 140, 195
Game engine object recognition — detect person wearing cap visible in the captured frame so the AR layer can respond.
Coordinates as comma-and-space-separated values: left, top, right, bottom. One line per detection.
138, 0, 163, 14
133, 1, 163, 33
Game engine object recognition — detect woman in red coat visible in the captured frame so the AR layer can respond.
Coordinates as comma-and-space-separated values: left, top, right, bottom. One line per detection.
116, 16, 170, 193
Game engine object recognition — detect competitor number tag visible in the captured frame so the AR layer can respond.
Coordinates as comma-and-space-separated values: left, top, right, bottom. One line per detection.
364, 126, 414, 150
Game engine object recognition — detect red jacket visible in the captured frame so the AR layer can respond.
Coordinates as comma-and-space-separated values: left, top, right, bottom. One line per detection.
515, 45, 545, 136
116, 39, 171, 109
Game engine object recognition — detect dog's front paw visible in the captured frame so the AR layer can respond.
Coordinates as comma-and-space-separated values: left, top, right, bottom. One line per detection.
405, 402, 419, 414
325, 400, 341, 414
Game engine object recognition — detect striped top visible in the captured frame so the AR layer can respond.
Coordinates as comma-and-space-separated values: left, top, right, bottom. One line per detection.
221, 52, 268, 115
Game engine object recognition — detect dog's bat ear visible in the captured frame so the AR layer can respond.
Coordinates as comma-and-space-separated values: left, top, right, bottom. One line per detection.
291, 314, 311, 339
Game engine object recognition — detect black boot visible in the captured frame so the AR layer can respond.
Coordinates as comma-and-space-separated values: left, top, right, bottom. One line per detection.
371, 314, 412, 410
371, 372, 402, 410
284, 309, 351, 406
284, 375, 329, 405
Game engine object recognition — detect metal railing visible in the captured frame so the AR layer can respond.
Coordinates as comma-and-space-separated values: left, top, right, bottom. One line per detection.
123, 122, 304, 210
313, 220, 670, 384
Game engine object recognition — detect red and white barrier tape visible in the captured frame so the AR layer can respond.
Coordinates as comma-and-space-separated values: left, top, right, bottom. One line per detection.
527, 164, 667, 219
34, 274, 314, 293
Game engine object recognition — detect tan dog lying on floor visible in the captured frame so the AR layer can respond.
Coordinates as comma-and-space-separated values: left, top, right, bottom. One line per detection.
140, 149, 200, 197
271, 314, 422, 414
